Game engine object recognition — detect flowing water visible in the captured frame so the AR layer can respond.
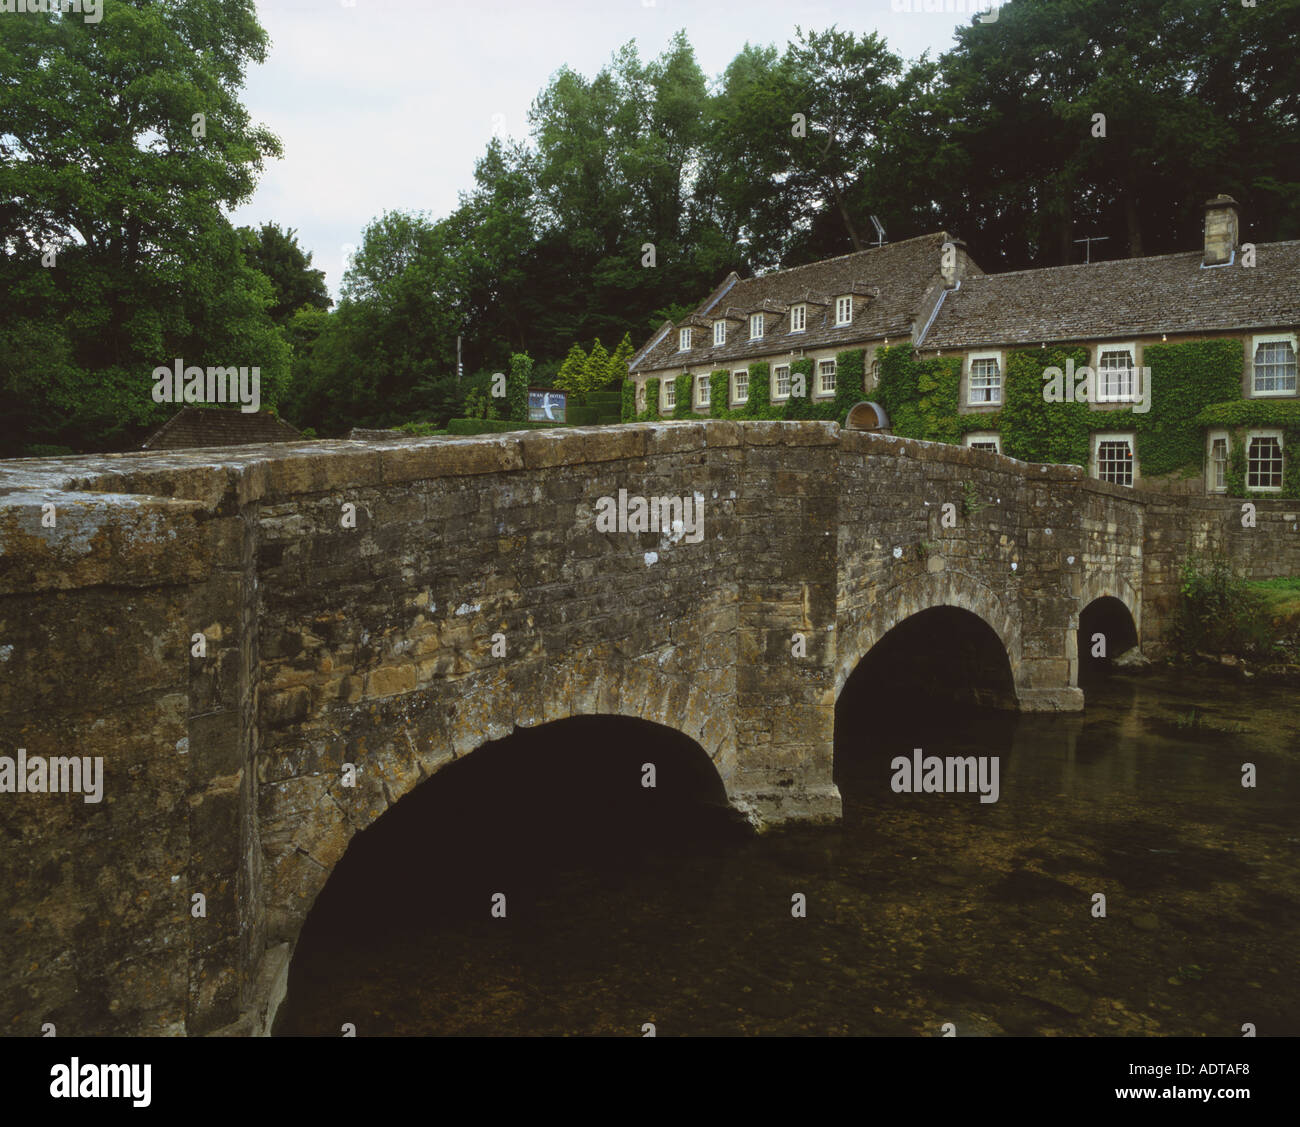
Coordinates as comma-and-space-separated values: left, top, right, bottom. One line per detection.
274, 670, 1299, 1036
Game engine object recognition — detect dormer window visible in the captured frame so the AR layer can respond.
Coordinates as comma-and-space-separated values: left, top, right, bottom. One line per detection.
750, 313, 764, 340
713, 320, 725, 347
790, 304, 806, 333
835, 296, 852, 326
679, 327, 692, 351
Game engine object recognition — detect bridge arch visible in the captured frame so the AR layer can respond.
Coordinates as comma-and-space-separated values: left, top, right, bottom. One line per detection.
835, 570, 1021, 700
261, 657, 732, 946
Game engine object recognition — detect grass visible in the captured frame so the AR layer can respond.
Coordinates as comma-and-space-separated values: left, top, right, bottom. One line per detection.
1247, 576, 1300, 617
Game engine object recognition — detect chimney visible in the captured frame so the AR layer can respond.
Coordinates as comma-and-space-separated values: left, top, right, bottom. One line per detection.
1202, 195, 1239, 266
940, 236, 972, 289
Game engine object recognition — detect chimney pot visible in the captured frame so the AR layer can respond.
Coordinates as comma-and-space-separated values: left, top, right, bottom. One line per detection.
1202, 195, 1240, 266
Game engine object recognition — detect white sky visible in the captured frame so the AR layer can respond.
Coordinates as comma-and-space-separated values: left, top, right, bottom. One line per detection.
231, 0, 1001, 297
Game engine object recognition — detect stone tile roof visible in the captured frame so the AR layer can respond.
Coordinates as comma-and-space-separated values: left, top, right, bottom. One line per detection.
630, 232, 956, 373
142, 406, 303, 451
919, 241, 1300, 349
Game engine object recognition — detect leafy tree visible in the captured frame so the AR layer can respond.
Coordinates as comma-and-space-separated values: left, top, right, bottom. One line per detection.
238, 223, 332, 325
0, 0, 286, 454
581, 339, 610, 396
606, 333, 635, 388
554, 342, 588, 393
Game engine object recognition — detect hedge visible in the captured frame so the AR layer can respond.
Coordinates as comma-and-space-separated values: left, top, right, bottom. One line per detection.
446, 417, 568, 435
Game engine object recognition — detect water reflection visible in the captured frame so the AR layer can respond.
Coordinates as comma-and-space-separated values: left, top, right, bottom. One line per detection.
275, 673, 1299, 1037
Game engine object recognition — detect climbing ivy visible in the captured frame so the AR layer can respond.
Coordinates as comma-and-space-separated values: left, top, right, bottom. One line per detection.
636, 377, 661, 422
673, 372, 693, 419
1198, 399, 1300, 498
709, 369, 730, 418
621, 379, 636, 422
876, 339, 1246, 481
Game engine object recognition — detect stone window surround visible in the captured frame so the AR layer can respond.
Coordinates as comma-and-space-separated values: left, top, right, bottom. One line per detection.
1249, 333, 1298, 398
661, 376, 678, 412
695, 373, 710, 407
965, 349, 1003, 408
1206, 430, 1229, 494
772, 363, 791, 402
1245, 428, 1284, 492
1092, 430, 1138, 487
964, 432, 1001, 455
731, 368, 749, 406
1094, 342, 1142, 404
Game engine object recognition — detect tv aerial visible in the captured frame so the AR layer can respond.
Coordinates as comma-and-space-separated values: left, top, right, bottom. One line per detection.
870, 215, 887, 247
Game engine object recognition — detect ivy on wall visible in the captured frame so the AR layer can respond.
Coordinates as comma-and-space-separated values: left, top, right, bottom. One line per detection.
673, 372, 693, 419
875, 343, 966, 445
635, 376, 661, 422
1197, 398, 1300, 498
709, 369, 730, 418
876, 339, 1248, 481
621, 379, 636, 422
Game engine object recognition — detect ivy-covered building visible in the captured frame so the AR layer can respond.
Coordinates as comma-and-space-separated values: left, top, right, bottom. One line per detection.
626, 195, 1300, 497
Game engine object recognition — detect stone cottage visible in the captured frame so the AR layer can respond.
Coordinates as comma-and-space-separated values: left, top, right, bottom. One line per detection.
628, 196, 1300, 494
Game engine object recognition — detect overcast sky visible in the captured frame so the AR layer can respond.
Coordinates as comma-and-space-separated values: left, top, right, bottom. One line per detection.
231, 0, 1001, 298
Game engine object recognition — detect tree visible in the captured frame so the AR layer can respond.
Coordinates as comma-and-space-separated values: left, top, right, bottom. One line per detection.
238, 223, 332, 325
554, 342, 589, 393
581, 340, 610, 397
0, 0, 286, 454
606, 333, 635, 388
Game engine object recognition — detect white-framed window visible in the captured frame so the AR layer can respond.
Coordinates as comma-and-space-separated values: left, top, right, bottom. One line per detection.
1246, 429, 1284, 491
695, 374, 710, 407
790, 304, 806, 333
1207, 431, 1229, 493
1095, 343, 1140, 403
713, 320, 726, 347
773, 364, 791, 400
818, 359, 837, 394
679, 327, 692, 351
1093, 432, 1137, 487
662, 377, 677, 411
967, 351, 1002, 405
732, 369, 748, 404
964, 433, 1001, 455
835, 296, 852, 326
750, 313, 764, 340
1250, 334, 1298, 396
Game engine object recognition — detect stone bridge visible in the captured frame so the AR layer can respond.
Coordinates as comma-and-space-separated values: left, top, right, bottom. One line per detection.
2, 421, 1295, 1037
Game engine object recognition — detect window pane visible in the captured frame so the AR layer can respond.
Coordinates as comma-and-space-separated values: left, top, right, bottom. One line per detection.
1097, 439, 1134, 486
774, 366, 790, 396
970, 358, 1001, 404
1254, 342, 1298, 393
1098, 351, 1136, 401
819, 360, 836, 392
1210, 438, 1227, 489
1247, 436, 1283, 488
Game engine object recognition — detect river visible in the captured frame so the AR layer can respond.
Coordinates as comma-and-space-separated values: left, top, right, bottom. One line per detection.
274, 669, 1298, 1036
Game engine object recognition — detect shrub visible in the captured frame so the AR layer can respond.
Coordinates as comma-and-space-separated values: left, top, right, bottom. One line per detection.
1172, 555, 1270, 656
